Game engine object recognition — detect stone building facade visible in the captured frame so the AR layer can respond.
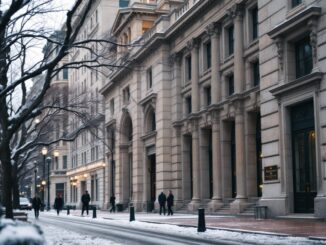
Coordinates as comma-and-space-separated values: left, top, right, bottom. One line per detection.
65, 0, 120, 209
99, 0, 326, 218
259, 0, 326, 217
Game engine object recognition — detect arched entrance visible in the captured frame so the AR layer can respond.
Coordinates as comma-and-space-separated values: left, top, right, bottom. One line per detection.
143, 106, 156, 212
120, 112, 133, 207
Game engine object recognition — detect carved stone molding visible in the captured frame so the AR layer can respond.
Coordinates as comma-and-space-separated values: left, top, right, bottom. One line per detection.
168, 52, 182, 65
206, 22, 221, 37
210, 109, 220, 124
308, 18, 318, 70
275, 37, 284, 71
234, 99, 244, 115
186, 37, 200, 51
226, 3, 244, 21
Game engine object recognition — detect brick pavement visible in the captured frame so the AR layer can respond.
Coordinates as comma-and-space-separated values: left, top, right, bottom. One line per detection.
68, 210, 326, 239
150, 216, 326, 238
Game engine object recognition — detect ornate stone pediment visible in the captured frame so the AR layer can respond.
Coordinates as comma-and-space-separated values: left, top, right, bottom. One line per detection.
139, 93, 157, 112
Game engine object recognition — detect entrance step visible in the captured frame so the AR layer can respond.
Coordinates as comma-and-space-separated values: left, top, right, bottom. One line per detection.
214, 199, 233, 215
175, 201, 192, 214
276, 213, 323, 221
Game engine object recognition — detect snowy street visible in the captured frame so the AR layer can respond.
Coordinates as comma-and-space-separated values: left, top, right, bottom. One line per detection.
27, 211, 326, 245
30, 212, 232, 245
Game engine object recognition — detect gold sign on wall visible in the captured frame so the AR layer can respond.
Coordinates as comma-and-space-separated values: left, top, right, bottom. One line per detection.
264, 165, 278, 181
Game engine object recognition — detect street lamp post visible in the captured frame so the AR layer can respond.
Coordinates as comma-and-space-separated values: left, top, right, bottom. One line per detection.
46, 157, 52, 211
34, 161, 38, 196
41, 147, 48, 209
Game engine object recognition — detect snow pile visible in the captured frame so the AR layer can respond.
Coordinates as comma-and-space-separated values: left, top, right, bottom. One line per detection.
0, 219, 44, 245
40, 222, 120, 245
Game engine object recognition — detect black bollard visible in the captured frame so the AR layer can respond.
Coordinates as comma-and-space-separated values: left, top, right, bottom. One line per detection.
93, 206, 97, 218
67, 206, 70, 215
197, 208, 206, 232
129, 206, 135, 222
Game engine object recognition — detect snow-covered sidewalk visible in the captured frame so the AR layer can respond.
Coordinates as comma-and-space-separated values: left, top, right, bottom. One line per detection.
27, 210, 326, 244
30, 215, 120, 245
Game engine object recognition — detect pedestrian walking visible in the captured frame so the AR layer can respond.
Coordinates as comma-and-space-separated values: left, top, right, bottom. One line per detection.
32, 195, 42, 219
167, 190, 174, 216
109, 195, 116, 213
54, 194, 64, 215
81, 190, 91, 216
158, 192, 167, 215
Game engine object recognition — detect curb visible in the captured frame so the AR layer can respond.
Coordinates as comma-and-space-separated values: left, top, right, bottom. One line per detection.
120, 219, 326, 242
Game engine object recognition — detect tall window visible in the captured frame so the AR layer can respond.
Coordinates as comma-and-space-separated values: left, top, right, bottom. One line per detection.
110, 99, 114, 116
62, 155, 67, 169
295, 37, 312, 79
91, 175, 99, 201
205, 87, 211, 106
205, 41, 211, 69
251, 6, 258, 40
147, 110, 156, 132
228, 74, 234, 96
123, 86, 130, 104
292, 0, 302, 8
147, 67, 153, 89
186, 96, 192, 115
186, 56, 192, 82
55, 156, 59, 169
63, 68, 68, 80
119, 0, 129, 8
228, 25, 234, 56
252, 60, 260, 86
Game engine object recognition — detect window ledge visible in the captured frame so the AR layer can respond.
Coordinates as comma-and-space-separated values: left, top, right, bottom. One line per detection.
224, 54, 234, 63
140, 131, 157, 141
105, 119, 116, 128
139, 92, 157, 106
270, 71, 323, 97
268, 6, 321, 39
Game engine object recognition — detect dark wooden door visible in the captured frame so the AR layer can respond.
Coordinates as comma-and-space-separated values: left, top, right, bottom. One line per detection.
291, 101, 317, 213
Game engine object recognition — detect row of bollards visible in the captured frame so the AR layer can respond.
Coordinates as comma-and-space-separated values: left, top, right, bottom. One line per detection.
65, 205, 206, 232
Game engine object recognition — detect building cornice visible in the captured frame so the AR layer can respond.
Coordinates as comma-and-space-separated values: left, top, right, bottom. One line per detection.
66, 161, 105, 176
268, 6, 321, 39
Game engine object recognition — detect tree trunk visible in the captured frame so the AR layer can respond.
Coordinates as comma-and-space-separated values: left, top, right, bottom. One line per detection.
1, 145, 13, 219
12, 166, 20, 209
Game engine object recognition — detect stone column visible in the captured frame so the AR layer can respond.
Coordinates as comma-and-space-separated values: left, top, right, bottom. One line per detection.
231, 101, 248, 213
233, 6, 245, 93
187, 38, 200, 113
189, 119, 200, 210
209, 110, 223, 211
119, 145, 129, 207
206, 23, 221, 104
170, 53, 182, 120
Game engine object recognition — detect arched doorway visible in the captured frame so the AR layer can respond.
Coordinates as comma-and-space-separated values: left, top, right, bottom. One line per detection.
143, 106, 156, 212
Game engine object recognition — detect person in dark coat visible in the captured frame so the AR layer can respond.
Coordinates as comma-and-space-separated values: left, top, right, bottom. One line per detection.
167, 190, 174, 216
158, 192, 167, 215
32, 195, 42, 219
81, 190, 91, 216
109, 195, 116, 213
54, 194, 64, 215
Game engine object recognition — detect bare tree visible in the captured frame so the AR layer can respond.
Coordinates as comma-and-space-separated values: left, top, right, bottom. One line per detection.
0, 0, 129, 218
